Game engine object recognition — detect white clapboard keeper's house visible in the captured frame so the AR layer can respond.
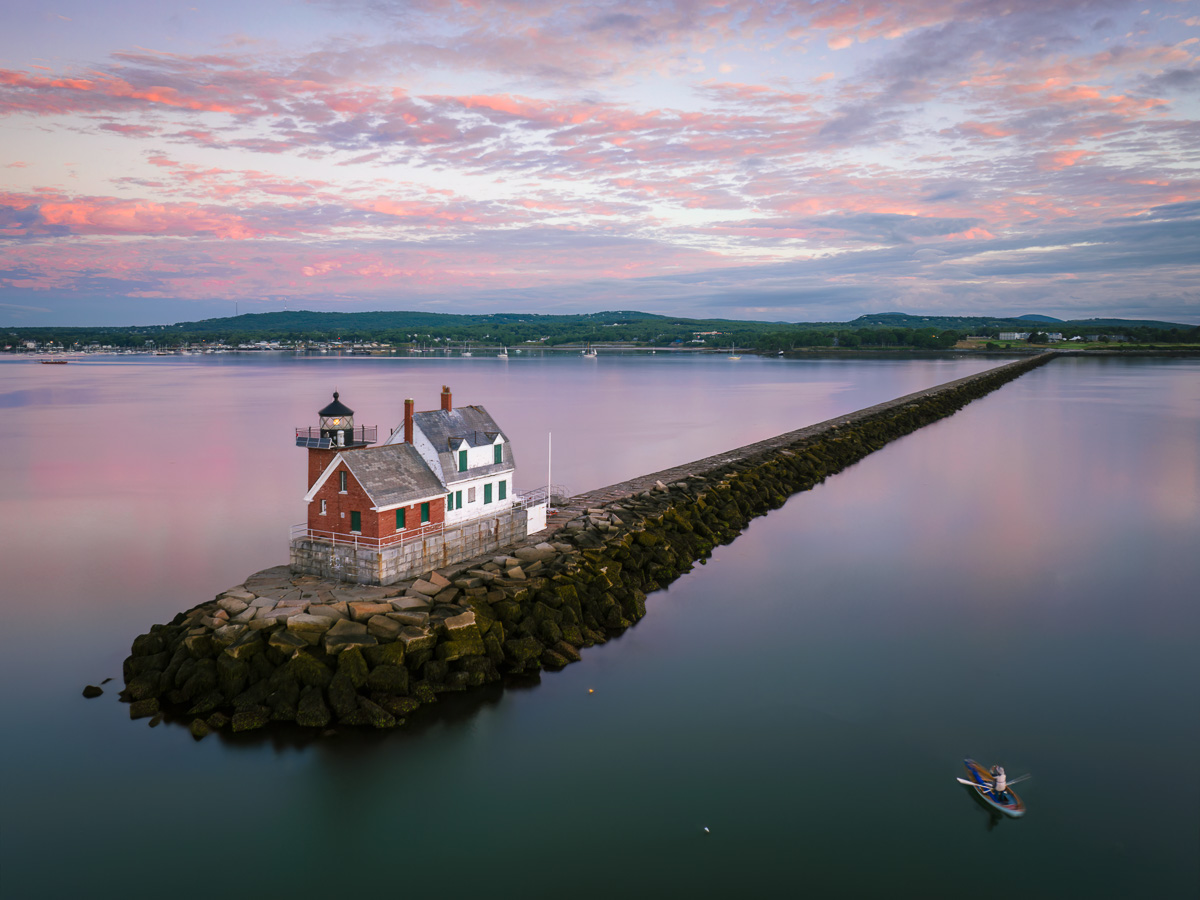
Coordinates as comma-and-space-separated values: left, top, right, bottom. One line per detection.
290, 386, 546, 585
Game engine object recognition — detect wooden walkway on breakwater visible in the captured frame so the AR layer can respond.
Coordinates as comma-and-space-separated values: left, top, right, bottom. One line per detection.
112, 352, 1056, 735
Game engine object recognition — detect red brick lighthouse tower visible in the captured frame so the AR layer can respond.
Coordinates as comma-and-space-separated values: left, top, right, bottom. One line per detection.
295, 391, 377, 488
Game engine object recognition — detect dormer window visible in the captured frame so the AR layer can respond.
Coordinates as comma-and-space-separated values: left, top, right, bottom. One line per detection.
458, 449, 467, 472
494, 444, 502, 464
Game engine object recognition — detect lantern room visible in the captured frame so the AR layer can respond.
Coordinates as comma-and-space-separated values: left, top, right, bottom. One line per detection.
295, 391, 377, 450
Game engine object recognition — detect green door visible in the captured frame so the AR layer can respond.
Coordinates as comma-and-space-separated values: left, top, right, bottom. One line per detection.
350, 511, 361, 533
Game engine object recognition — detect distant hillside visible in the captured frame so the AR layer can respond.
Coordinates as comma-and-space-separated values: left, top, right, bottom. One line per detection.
6, 308, 1195, 352
850, 312, 1191, 331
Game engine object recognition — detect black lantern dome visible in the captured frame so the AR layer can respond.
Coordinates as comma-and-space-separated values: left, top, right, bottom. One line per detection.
296, 391, 376, 449
319, 391, 355, 438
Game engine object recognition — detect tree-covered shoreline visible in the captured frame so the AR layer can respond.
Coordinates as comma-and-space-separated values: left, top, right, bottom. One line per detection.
5, 309, 1197, 353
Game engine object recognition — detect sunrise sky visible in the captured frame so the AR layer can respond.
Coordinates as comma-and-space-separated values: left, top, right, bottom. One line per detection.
2, 0, 1198, 326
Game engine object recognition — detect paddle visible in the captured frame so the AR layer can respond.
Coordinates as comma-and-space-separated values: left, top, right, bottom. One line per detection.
957, 775, 1031, 789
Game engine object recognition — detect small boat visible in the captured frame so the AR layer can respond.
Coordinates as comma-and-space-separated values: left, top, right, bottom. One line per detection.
958, 759, 1028, 818
582, 343, 597, 358
728, 344, 741, 360
497, 346, 508, 358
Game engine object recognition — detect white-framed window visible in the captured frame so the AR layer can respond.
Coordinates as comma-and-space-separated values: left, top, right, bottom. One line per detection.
320, 499, 327, 515
339, 470, 348, 492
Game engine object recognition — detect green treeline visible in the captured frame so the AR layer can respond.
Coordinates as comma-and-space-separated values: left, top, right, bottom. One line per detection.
5, 309, 1197, 351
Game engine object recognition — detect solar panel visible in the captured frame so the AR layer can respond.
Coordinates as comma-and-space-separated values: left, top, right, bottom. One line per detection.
296, 436, 333, 449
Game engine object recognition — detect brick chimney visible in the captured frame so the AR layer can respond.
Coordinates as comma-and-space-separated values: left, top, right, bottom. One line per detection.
404, 398, 414, 443
441, 385, 452, 412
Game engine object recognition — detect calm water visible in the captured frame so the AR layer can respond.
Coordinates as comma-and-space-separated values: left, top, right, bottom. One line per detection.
0, 353, 1196, 898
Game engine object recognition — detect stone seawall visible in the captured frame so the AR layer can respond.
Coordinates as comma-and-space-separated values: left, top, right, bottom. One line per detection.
112, 353, 1055, 736
289, 507, 530, 585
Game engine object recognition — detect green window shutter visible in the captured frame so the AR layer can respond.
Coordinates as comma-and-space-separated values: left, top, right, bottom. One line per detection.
350, 511, 361, 532
421, 502, 430, 524
396, 508, 405, 529
498, 480, 506, 501
484, 483, 492, 504
455, 490, 462, 509
458, 449, 467, 472
446, 493, 454, 512
494, 444, 502, 464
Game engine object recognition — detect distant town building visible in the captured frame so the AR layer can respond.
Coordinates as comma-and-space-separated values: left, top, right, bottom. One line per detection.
998, 332, 1030, 341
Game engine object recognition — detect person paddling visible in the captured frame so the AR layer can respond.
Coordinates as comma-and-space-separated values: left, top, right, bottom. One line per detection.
990, 765, 1009, 801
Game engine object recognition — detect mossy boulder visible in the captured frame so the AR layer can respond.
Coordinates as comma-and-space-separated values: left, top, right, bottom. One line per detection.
129, 698, 160, 719
186, 690, 224, 716
232, 706, 270, 732
189, 718, 210, 740
552, 641, 582, 663
411, 682, 437, 704
224, 632, 263, 660
182, 659, 218, 698
504, 636, 544, 664
436, 639, 484, 662
232, 679, 271, 711
131, 632, 165, 657
326, 672, 357, 719
363, 641, 405, 669
125, 675, 161, 702
266, 679, 301, 721
289, 650, 333, 688
206, 711, 230, 731
539, 619, 563, 645
296, 685, 331, 728
217, 654, 249, 698
336, 647, 369, 688
371, 693, 419, 718
366, 664, 408, 695
422, 659, 449, 684
127, 651, 170, 678
355, 697, 396, 729
492, 600, 522, 623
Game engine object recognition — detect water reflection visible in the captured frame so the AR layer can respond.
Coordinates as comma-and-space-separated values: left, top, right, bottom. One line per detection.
1, 354, 1196, 899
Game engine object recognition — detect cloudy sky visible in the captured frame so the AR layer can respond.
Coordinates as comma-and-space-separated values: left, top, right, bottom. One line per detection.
2, 0, 1198, 326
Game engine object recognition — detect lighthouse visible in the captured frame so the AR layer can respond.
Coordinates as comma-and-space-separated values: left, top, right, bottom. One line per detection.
290, 386, 546, 585
295, 391, 377, 489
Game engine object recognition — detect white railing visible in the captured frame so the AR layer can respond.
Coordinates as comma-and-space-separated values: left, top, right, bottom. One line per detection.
290, 520, 445, 550
292, 490, 570, 549
514, 485, 570, 507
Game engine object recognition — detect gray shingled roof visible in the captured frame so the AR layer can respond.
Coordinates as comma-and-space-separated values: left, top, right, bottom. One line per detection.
340, 443, 445, 508
413, 405, 506, 450
413, 405, 516, 485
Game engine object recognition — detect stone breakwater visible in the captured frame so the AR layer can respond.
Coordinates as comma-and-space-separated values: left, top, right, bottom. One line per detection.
114, 353, 1055, 737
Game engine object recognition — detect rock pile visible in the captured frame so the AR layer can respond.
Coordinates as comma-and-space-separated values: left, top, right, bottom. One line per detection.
119, 353, 1055, 737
